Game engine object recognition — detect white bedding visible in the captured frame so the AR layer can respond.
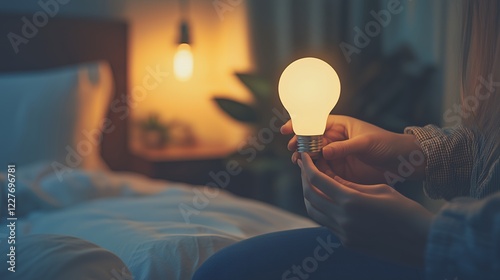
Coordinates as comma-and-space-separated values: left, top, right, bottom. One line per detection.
0, 163, 316, 279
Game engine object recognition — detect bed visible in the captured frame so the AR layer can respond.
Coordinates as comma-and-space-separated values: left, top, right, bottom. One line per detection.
0, 15, 316, 279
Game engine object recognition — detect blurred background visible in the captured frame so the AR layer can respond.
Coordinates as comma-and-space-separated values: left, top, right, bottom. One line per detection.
1, 0, 463, 215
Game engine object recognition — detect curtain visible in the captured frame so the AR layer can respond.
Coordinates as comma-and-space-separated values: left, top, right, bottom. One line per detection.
247, 0, 463, 127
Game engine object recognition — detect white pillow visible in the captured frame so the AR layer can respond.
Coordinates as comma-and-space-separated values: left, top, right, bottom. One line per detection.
0, 61, 113, 171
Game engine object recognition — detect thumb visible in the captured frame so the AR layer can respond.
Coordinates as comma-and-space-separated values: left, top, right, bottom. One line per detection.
322, 136, 369, 160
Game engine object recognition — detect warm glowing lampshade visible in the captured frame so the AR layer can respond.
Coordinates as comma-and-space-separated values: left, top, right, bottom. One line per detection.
278, 57, 341, 154
173, 43, 193, 81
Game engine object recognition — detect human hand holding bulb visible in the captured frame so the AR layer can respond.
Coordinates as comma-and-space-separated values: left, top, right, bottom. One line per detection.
278, 58, 432, 267
279, 58, 426, 184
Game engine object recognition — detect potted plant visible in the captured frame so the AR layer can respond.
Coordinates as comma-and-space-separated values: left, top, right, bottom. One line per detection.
139, 114, 169, 149
213, 73, 306, 215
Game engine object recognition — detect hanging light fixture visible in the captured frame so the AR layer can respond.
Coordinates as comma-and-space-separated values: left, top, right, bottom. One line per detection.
173, 0, 193, 82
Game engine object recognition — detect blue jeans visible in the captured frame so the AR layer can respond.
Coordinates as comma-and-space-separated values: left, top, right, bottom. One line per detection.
193, 227, 424, 280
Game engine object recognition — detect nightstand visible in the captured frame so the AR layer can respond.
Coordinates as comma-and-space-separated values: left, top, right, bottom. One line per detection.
130, 145, 257, 198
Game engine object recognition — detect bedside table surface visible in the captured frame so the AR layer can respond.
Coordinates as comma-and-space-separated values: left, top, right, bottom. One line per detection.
131, 144, 235, 162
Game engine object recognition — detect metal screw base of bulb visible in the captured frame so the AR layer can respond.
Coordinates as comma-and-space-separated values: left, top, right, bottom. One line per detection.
297, 135, 323, 159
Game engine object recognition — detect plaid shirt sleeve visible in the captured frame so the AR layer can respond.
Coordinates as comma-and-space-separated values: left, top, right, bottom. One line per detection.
404, 125, 475, 200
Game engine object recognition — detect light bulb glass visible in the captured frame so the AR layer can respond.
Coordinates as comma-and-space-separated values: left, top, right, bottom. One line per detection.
173, 43, 193, 81
278, 57, 341, 154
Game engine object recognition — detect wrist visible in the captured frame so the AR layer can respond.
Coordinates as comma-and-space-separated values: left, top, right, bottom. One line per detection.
401, 134, 427, 181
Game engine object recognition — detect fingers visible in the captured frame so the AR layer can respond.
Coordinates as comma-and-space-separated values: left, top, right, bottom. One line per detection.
289, 136, 336, 152
287, 135, 298, 151
334, 176, 393, 195
300, 165, 343, 232
324, 122, 347, 137
299, 153, 355, 198
333, 176, 372, 193
300, 165, 331, 203
293, 151, 333, 166
322, 136, 370, 160
304, 199, 343, 234
302, 175, 337, 208
284, 115, 368, 166
284, 116, 351, 154
280, 121, 293, 135
314, 158, 338, 178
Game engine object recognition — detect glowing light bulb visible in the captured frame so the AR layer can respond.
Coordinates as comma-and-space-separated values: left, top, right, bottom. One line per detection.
278, 57, 341, 157
173, 43, 193, 81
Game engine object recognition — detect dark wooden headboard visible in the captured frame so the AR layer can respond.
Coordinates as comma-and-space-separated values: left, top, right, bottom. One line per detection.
0, 14, 132, 171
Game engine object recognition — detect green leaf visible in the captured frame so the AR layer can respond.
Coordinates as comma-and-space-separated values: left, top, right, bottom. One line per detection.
235, 73, 272, 101
213, 97, 259, 123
